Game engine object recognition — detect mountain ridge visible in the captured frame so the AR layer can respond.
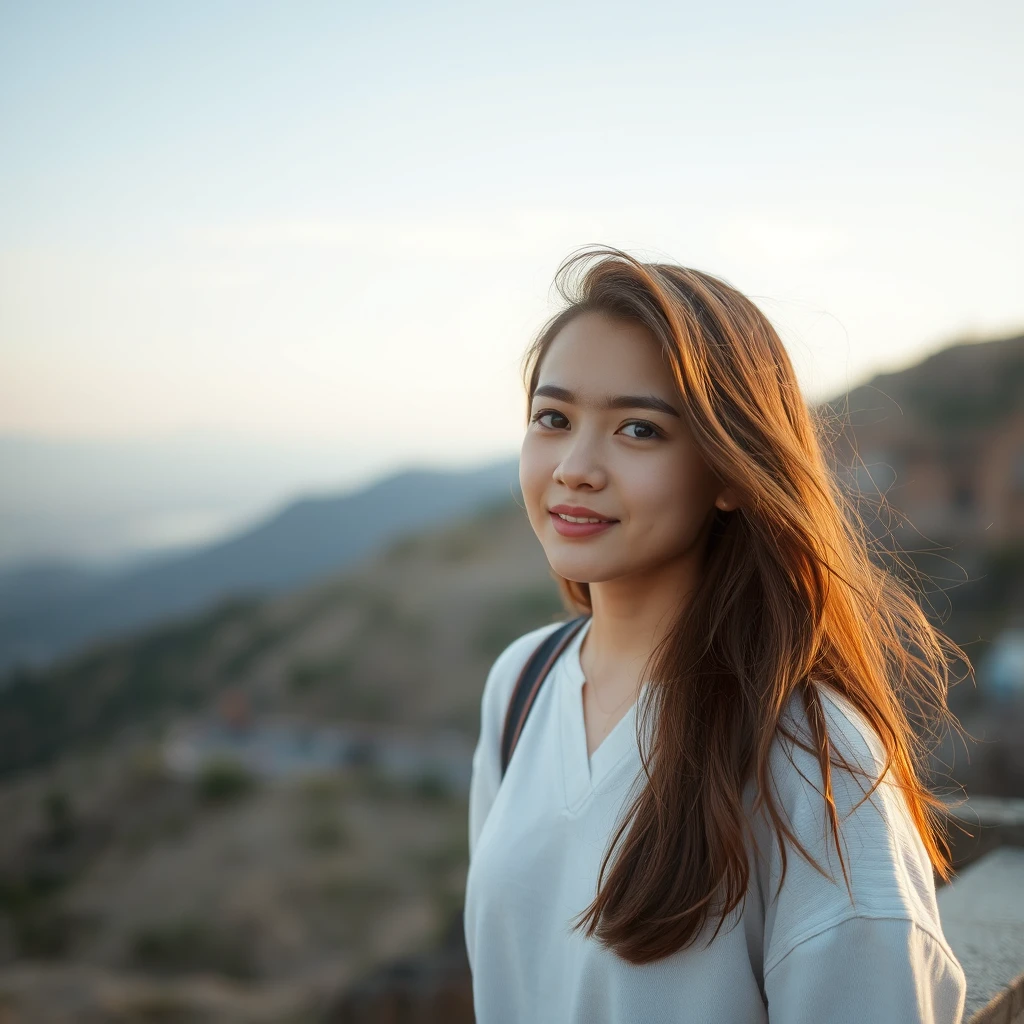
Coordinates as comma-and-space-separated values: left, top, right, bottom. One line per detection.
0, 458, 520, 674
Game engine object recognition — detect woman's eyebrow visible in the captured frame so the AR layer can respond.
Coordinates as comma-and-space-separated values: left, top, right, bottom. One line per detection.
532, 383, 681, 418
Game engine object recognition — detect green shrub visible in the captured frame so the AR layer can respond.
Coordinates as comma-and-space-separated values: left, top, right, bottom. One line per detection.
298, 772, 349, 803
300, 814, 348, 851
412, 770, 453, 803
130, 917, 257, 979
42, 788, 76, 847
9, 904, 77, 958
288, 654, 355, 693
195, 758, 256, 805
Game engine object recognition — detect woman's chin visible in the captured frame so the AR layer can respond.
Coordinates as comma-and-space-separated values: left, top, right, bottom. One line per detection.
544, 556, 622, 585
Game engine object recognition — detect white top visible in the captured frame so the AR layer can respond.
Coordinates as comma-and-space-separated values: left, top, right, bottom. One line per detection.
464, 618, 968, 1024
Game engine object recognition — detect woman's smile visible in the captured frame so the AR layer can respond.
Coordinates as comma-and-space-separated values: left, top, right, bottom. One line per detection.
548, 510, 619, 537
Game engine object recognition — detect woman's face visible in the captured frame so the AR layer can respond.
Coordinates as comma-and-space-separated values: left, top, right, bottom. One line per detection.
519, 310, 735, 587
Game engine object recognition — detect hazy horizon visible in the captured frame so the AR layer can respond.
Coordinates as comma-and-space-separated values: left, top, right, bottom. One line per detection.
0, 429, 520, 571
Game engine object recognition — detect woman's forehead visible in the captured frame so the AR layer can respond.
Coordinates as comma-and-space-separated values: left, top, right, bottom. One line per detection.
538, 312, 674, 394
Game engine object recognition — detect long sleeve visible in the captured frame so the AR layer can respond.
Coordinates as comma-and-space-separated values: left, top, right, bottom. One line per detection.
764, 915, 966, 1023
753, 685, 967, 1023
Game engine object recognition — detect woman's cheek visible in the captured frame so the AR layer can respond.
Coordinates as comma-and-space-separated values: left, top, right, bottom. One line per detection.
519, 448, 547, 527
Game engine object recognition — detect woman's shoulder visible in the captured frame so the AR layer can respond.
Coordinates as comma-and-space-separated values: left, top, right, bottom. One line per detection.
468, 620, 570, 858
771, 681, 890, 794
762, 680, 922, 852
750, 680, 950, 967
480, 619, 568, 715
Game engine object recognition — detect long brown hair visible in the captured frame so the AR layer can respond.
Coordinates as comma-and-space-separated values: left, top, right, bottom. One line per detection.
520, 246, 970, 965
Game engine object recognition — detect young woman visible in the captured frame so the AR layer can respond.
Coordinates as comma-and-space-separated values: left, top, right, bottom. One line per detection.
463, 248, 969, 1023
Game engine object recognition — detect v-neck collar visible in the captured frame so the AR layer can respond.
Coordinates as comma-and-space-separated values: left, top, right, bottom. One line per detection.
557, 616, 646, 814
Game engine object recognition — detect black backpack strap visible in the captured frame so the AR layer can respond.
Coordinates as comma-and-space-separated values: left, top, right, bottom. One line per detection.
500, 614, 591, 779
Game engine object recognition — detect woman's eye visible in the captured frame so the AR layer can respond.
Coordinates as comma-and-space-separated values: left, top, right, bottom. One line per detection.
531, 410, 568, 429
620, 420, 662, 440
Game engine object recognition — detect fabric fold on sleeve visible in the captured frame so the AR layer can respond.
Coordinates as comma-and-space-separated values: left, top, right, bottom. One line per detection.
764, 914, 966, 1024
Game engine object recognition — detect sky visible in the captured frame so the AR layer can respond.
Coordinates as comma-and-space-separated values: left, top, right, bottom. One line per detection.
1, 0, 1022, 564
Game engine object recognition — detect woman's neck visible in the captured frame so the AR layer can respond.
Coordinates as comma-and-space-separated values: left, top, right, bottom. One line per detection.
580, 559, 700, 695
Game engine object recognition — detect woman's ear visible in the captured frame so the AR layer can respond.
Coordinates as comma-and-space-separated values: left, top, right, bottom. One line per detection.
714, 487, 740, 512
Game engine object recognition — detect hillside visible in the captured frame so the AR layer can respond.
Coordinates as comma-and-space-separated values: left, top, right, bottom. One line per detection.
832, 332, 1024, 432
0, 458, 520, 674
822, 331, 1024, 647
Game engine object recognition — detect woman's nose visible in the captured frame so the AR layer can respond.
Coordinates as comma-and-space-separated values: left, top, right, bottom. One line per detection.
554, 432, 607, 489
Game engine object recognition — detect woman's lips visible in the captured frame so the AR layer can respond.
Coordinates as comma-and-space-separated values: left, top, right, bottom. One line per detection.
548, 511, 619, 538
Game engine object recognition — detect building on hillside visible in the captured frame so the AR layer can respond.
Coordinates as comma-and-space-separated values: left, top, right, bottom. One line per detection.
824, 334, 1024, 552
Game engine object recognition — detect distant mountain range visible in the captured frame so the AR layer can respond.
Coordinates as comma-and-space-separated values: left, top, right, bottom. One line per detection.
0, 431, 385, 567
0, 458, 520, 674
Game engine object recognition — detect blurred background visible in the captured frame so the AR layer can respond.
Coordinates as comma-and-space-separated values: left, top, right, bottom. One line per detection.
1, 1, 1022, 1021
